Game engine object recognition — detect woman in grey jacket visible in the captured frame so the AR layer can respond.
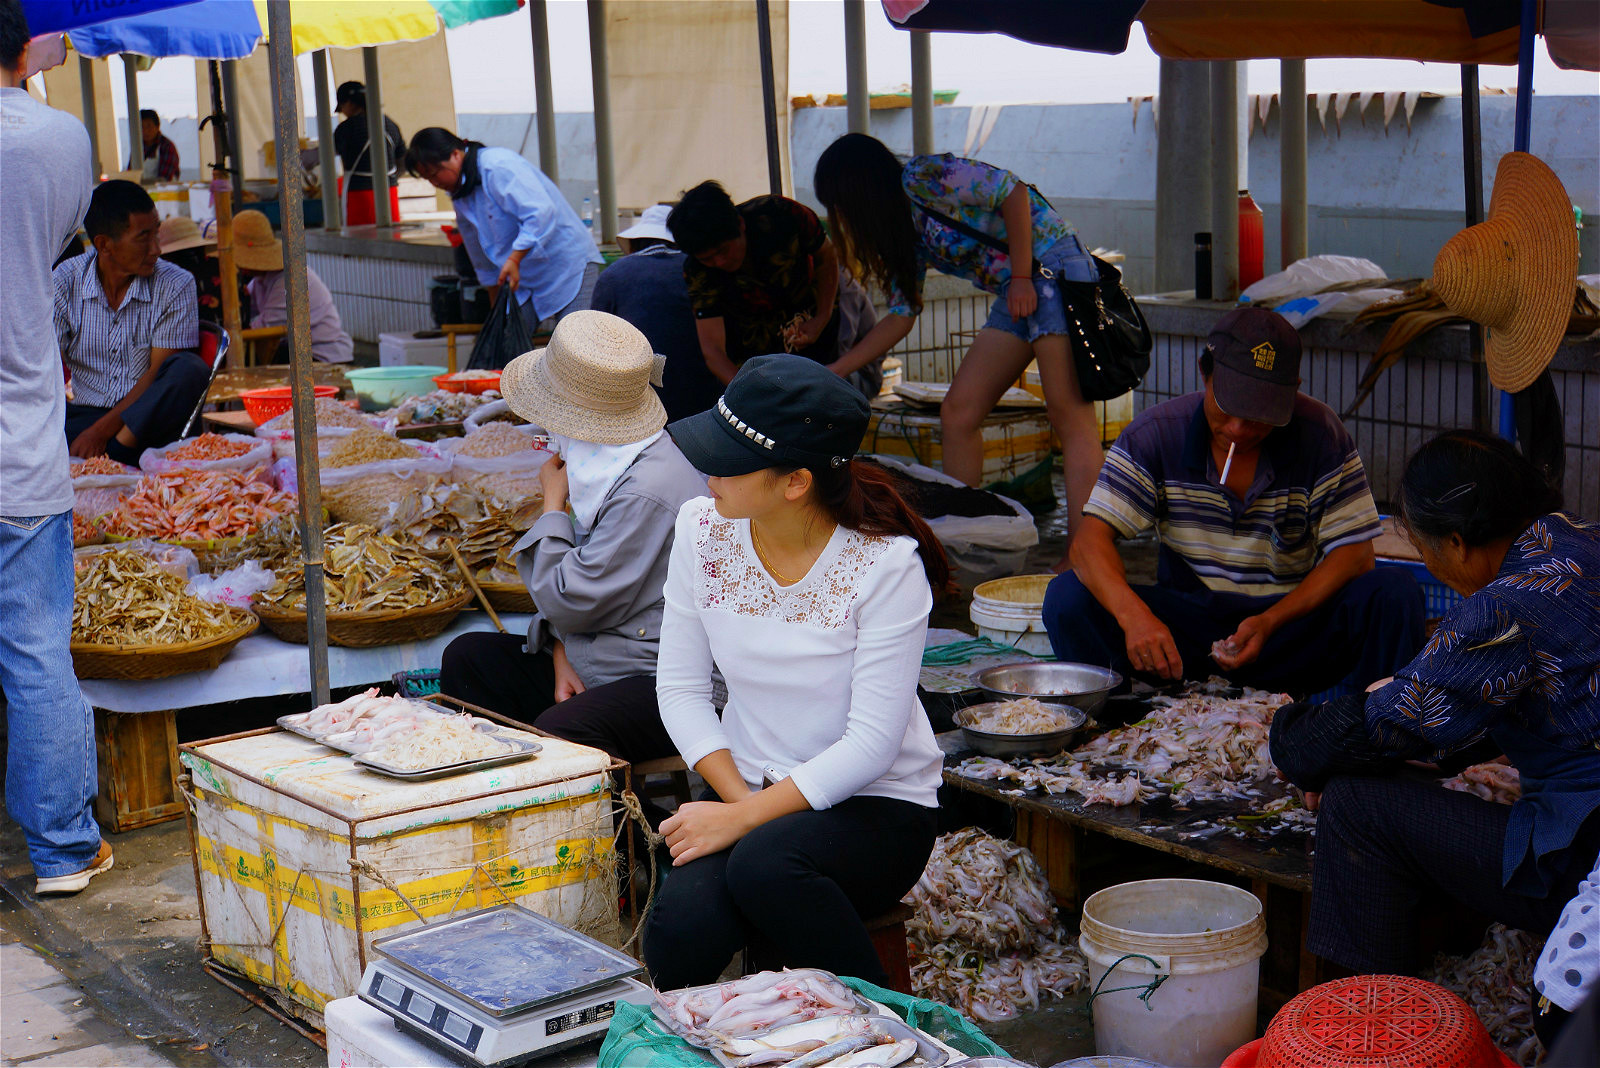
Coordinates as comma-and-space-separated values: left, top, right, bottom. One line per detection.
440, 311, 707, 765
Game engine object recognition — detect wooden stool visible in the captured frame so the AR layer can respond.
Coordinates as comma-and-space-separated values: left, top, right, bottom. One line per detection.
631, 755, 693, 808
741, 902, 916, 995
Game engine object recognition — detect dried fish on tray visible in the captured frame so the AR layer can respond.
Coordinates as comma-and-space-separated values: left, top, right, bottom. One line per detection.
73, 548, 248, 645
655, 970, 877, 1049
904, 829, 1087, 1024
100, 470, 296, 542
260, 523, 462, 612
280, 689, 540, 777
357, 722, 541, 780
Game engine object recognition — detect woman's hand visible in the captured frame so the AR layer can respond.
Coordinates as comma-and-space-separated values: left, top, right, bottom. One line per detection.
660, 800, 753, 866
539, 454, 569, 515
783, 313, 828, 353
551, 641, 585, 702
1006, 275, 1037, 320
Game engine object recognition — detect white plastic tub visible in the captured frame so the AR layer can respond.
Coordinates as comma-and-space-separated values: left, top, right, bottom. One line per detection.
1078, 878, 1267, 1068
970, 574, 1055, 655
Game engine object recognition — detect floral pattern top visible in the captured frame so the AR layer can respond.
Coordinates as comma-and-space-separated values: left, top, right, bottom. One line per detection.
1364, 512, 1600, 758
886, 154, 1076, 316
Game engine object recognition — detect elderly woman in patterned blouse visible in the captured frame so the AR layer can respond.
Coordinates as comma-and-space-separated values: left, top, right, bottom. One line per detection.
1271, 429, 1600, 977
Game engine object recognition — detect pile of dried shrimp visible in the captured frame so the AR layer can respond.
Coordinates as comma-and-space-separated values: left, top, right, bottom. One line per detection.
904, 828, 1087, 1024
161, 433, 256, 461
73, 455, 135, 477
101, 470, 294, 541
1427, 923, 1544, 1066
74, 548, 243, 645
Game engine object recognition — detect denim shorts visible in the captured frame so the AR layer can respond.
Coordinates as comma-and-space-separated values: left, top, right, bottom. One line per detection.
982, 233, 1099, 343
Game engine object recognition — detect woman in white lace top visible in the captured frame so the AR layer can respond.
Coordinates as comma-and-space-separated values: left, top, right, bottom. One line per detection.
645, 354, 948, 989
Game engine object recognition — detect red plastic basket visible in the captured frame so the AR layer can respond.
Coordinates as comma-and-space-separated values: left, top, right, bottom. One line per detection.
1224, 976, 1515, 1068
239, 384, 340, 426
432, 371, 501, 395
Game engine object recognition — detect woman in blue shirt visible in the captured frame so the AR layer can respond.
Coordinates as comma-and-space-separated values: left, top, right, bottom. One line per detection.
1271, 429, 1600, 975
813, 133, 1102, 560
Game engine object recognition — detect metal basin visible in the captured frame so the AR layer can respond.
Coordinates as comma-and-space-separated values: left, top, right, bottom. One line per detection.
972, 662, 1123, 717
955, 700, 1088, 759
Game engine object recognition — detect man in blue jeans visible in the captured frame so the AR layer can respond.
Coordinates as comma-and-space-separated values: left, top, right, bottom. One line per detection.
1044, 307, 1424, 696
0, 0, 113, 895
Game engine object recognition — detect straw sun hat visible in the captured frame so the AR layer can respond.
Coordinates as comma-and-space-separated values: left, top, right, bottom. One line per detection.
231, 209, 285, 272
1432, 151, 1579, 393
500, 311, 667, 445
157, 215, 214, 255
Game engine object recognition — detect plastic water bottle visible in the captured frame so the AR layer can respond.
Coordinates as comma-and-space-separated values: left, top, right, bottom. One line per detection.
581, 196, 593, 237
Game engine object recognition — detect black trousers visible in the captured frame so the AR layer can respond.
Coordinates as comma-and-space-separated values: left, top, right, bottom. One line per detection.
642, 796, 937, 990
65, 350, 210, 459
438, 631, 676, 767
1308, 774, 1600, 975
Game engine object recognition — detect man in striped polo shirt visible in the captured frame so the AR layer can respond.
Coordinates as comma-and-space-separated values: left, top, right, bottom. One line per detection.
1044, 307, 1423, 696
55, 180, 206, 463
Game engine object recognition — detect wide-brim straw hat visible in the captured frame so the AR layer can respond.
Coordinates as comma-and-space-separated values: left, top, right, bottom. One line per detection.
158, 215, 214, 254
1432, 151, 1578, 393
500, 310, 667, 445
231, 209, 285, 272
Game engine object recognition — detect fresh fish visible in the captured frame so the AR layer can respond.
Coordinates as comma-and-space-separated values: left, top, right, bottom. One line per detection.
821, 1038, 918, 1067
786, 1035, 878, 1068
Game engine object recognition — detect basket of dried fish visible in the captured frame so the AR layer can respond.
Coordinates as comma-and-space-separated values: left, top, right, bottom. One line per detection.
255, 523, 470, 646
71, 548, 259, 679
475, 545, 534, 613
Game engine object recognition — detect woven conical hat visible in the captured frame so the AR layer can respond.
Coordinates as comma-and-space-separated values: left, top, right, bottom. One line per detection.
1432, 152, 1578, 393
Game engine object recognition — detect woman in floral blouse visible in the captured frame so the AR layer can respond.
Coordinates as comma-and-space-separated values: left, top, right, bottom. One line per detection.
1271, 429, 1600, 976
813, 133, 1102, 557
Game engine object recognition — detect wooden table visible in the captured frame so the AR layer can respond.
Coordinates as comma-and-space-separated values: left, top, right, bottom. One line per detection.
937, 730, 1325, 1005
205, 365, 354, 408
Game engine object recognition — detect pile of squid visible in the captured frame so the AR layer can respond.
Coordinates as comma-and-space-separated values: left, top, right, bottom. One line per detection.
1442, 761, 1522, 805
1426, 923, 1544, 1066
903, 828, 1087, 1024
956, 680, 1293, 809
655, 969, 864, 1046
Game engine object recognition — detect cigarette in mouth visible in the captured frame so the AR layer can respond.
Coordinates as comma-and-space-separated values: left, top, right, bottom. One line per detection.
1220, 441, 1236, 484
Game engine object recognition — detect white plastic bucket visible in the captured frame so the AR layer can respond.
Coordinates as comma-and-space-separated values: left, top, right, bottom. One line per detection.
970, 574, 1054, 655
1079, 878, 1267, 1068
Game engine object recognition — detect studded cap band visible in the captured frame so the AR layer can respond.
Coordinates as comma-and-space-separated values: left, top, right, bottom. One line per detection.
717, 396, 848, 467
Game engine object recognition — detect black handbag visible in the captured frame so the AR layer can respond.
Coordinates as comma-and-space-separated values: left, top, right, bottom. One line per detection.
910, 197, 1152, 401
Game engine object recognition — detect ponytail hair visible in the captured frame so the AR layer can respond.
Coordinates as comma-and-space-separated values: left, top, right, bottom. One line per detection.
777, 459, 950, 593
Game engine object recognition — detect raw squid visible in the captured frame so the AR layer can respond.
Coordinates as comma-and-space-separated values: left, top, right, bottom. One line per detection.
1442, 761, 1522, 805
656, 969, 864, 1045
1426, 923, 1545, 1066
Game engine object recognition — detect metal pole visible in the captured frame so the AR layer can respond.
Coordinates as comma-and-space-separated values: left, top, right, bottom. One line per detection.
1513, 0, 1535, 153
207, 61, 244, 364
910, 30, 933, 155
1280, 59, 1308, 269
1461, 65, 1492, 432
362, 47, 393, 227
266, 0, 330, 706
313, 50, 340, 230
221, 60, 243, 184
1154, 59, 1211, 292
529, 0, 559, 179
587, 0, 618, 242
122, 54, 143, 175
843, 0, 869, 135
1209, 61, 1240, 300
754, 0, 783, 195
78, 57, 102, 178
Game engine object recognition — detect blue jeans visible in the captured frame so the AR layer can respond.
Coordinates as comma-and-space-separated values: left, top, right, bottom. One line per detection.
1042, 565, 1425, 695
981, 234, 1100, 343
0, 511, 100, 876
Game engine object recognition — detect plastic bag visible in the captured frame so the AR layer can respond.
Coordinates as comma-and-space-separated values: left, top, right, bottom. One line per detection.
254, 424, 357, 463
188, 560, 276, 608
863, 455, 1038, 581
443, 424, 552, 504
467, 286, 533, 372
74, 539, 200, 580
1241, 255, 1387, 306
69, 458, 143, 520
320, 455, 452, 525
139, 433, 275, 478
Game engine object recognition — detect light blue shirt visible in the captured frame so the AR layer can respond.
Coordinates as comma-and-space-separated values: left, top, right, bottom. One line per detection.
453, 147, 602, 321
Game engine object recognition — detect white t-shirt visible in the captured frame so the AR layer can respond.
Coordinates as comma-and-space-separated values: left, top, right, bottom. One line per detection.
1535, 853, 1599, 1012
657, 498, 942, 811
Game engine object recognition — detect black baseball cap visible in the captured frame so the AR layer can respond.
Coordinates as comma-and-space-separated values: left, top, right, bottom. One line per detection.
667, 354, 869, 477
1205, 306, 1304, 427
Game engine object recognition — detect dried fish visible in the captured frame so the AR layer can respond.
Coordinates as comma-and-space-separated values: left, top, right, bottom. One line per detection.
101, 470, 296, 542
382, 478, 538, 563
363, 718, 516, 770
905, 828, 1087, 1024
1426, 923, 1544, 1066
74, 548, 243, 645
261, 522, 463, 612
382, 389, 498, 427
203, 513, 302, 574
72, 512, 104, 547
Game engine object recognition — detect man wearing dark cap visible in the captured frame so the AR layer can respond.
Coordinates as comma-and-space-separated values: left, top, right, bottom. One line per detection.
1043, 307, 1424, 695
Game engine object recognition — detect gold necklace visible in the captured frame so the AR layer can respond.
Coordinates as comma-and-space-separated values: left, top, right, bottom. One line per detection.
750, 524, 801, 584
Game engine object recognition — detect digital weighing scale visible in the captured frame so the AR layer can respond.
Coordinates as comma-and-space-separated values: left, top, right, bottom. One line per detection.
358, 904, 653, 1067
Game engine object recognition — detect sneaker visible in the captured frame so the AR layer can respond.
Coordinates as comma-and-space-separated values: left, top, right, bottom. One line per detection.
35, 840, 114, 896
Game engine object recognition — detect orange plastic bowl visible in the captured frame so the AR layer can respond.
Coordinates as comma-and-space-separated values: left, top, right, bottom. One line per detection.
1223, 976, 1515, 1068
432, 371, 501, 395
240, 384, 340, 426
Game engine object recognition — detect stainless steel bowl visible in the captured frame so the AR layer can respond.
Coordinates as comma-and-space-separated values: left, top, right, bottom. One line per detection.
972, 662, 1124, 717
954, 700, 1088, 759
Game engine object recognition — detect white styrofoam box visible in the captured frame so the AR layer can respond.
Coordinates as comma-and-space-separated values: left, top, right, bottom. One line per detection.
189, 185, 216, 227
150, 183, 188, 220
182, 731, 618, 1025
378, 332, 475, 368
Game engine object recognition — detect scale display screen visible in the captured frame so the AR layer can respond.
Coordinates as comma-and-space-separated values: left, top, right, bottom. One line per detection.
371, 905, 644, 1017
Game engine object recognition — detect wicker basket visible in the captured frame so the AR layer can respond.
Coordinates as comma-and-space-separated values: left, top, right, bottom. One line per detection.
254, 589, 473, 647
72, 609, 259, 680
479, 579, 535, 615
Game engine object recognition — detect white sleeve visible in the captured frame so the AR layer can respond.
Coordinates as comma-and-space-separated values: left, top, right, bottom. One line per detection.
787, 539, 932, 810
655, 500, 728, 769
1535, 854, 1600, 1011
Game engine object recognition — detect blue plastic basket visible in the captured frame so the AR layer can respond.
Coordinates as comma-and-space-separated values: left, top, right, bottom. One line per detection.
1306, 560, 1462, 702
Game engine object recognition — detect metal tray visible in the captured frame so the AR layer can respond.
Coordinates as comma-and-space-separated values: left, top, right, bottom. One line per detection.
653, 970, 879, 1050
274, 700, 460, 753
354, 733, 541, 780
707, 1014, 948, 1068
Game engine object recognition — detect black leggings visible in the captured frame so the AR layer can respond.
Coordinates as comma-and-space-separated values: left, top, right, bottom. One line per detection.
642, 796, 936, 989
